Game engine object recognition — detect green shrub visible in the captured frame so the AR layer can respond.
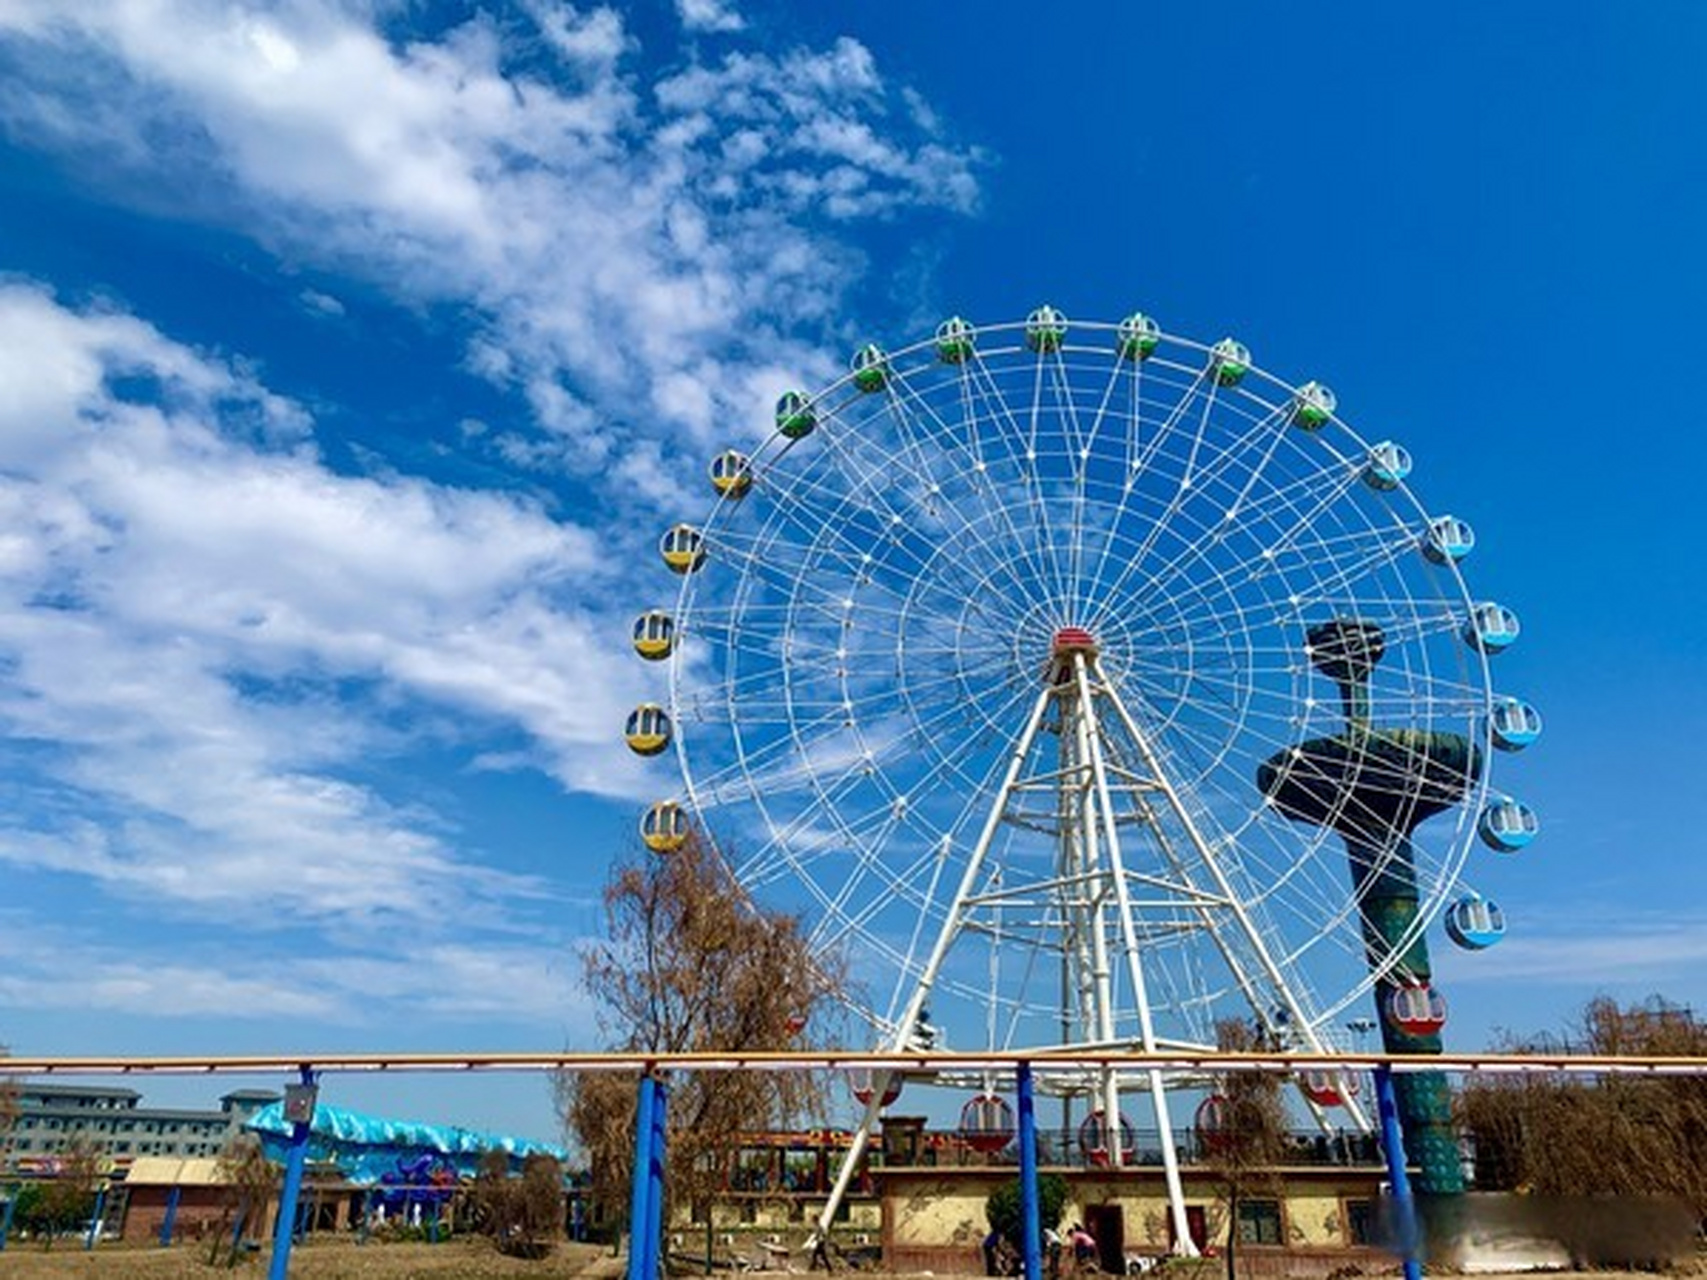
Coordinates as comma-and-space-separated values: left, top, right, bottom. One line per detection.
986, 1173, 1068, 1243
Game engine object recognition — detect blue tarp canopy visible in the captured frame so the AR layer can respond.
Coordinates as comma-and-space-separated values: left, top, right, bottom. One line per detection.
246, 1101, 566, 1187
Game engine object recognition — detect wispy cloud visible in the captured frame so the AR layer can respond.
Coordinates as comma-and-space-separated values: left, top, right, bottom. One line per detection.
0, 915, 591, 1025
1435, 907, 1707, 987
0, 1, 982, 489
0, 281, 653, 930
0, 0, 984, 1045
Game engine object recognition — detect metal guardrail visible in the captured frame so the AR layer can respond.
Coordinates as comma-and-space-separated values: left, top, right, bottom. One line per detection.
7, 1049, 1707, 1075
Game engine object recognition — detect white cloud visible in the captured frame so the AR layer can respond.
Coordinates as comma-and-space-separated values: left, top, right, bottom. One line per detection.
1436, 909, 1707, 988
0, 915, 589, 1024
0, 2, 981, 484
677, 0, 745, 34
0, 282, 656, 929
0, 1, 984, 1036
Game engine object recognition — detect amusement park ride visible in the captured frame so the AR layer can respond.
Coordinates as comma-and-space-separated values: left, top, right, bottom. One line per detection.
624, 310, 1539, 1253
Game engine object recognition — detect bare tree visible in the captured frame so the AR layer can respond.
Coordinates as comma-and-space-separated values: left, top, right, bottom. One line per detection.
470, 1149, 564, 1258
0, 1044, 18, 1162
36, 1140, 100, 1250
209, 1133, 279, 1266
1201, 1019, 1289, 1279
558, 830, 844, 1236
1459, 995, 1707, 1221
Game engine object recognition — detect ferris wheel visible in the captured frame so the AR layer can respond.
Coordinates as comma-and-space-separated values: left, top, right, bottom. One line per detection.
624, 309, 1539, 1238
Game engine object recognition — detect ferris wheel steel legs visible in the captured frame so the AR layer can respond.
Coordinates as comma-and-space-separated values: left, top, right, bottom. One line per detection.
1057, 652, 1194, 1253
1069, 656, 1193, 1247
811, 683, 1058, 1245
1099, 677, 1375, 1134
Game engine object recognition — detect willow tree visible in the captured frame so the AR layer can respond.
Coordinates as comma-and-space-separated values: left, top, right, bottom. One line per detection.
559, 831, 844, 1235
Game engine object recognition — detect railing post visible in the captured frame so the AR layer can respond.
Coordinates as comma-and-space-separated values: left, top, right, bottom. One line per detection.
268, 1065, 319, 1280
1374, 1064, 1423, 1280
626, 1073, 659, 1280
647, 1077, 669, 1280
1017, 1061, 1042, 1280
159, 1183, 181, 1246
84, 1185, 107, 1250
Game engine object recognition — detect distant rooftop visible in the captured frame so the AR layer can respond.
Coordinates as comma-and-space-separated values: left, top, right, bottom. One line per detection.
18, 1084, 141, 1099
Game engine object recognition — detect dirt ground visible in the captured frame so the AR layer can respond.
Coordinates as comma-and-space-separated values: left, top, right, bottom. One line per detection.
0, 1238, 627, 1278
0, 1240, 1681, 1280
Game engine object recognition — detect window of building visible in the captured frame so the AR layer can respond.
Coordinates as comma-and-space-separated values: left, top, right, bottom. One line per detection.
1235, 1199, 1283, 1245
781, 1149, 818, 1194
732, 1147, 773, 1193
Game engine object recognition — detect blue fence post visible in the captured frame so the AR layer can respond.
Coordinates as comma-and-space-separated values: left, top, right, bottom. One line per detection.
626, 1073, 659, 1280
159, 1183, 181, 1246
1374, 1065, 1423, 1280
268, 1066, 319, 1280
84, 1185, 107, 1250
1017, 1061, 1042, 1280
646, 1076, 669, 1280
1, 1187, 16, 1251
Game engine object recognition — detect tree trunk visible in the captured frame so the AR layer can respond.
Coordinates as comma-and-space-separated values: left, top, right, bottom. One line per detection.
1224, 1188, 1237, 1280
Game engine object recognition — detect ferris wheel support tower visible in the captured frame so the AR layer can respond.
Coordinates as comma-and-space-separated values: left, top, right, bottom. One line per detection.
813, 626, 1366, 1254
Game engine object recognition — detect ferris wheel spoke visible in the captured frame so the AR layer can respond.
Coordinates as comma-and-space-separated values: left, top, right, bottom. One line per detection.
884, 356, 1067, 609
955, 348, 1076, 611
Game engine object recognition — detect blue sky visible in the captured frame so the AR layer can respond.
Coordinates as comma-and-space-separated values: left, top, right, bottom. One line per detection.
0, 0, 1704, 1143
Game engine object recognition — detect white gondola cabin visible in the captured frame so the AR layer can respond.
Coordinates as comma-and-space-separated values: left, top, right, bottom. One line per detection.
1422, 515, 1476, 564
1117, 313, 1160, 362
1210, 337, 1250, 386
1291, 381, 1337, 430
775, 391, 815, 440
1364, 440, 1412, 489
640, 800, 690, 853
1490, 697, 1543, 751
632, 610, 674, 661
935, 316, 976, 364
1386, 982, 1448, 1037
660, 524, 706, 574
1464, 601, 1520, 653
1025, 304, 1067, 353
709, 449, 753, 499
959, 1093, 1015, 1154
1445, 894, 1506, 950
624, 704, 672, 757
851, 343, 890, 393
1480, 796, 1539, 851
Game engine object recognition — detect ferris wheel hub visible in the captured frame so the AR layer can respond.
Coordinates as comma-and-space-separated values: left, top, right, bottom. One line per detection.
1050, 626, 1099, 655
